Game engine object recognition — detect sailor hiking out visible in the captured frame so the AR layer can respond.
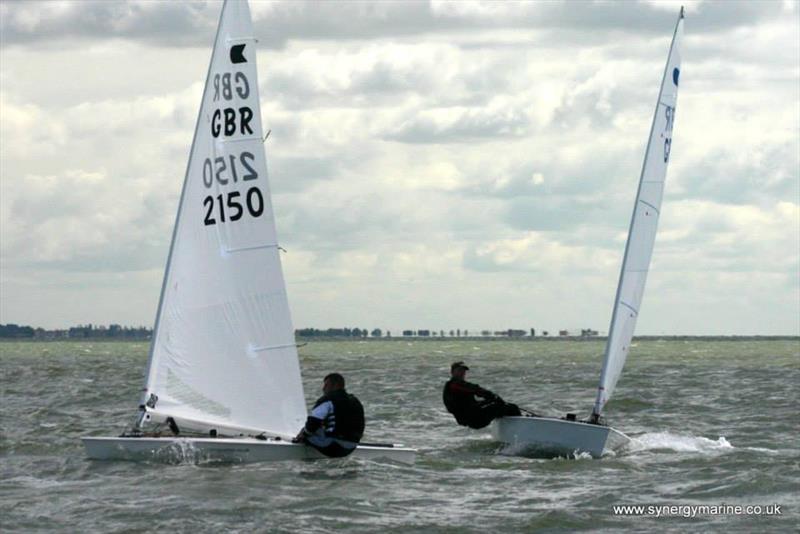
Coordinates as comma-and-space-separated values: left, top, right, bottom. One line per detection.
443, 362, 521, 429
294, 373, 365, 458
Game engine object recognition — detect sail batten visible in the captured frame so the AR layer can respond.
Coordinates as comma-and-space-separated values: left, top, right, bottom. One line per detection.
593, 11, 684, 417
218, 136, 264, 144
225, 243, 281, 253
138, 0, 307, 437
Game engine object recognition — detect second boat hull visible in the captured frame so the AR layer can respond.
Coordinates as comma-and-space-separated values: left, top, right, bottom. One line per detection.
491, 416, 630, 458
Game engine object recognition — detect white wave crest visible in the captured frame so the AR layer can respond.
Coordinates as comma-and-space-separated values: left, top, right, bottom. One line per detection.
627, 431, 733, 454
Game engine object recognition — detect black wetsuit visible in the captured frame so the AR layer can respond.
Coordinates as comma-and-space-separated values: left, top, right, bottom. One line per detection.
304, 389, 365, 458
442, 378, 520, 429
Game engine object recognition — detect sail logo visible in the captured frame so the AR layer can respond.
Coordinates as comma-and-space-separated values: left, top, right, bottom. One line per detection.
230, 44, 247, 64
672, 67, 680, 86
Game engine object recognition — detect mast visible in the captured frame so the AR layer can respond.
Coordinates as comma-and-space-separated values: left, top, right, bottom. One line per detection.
591, 7, 684, 420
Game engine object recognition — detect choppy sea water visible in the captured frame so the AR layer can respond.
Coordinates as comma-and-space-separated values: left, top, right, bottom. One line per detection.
1, 339, 798, 532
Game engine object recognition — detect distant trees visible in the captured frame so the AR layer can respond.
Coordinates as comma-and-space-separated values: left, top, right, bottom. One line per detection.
1, 322, 591, 341
295, 327, 369, 338
0, 324, 34, 338
0, 323, 151, 339
67, 324, 150, 339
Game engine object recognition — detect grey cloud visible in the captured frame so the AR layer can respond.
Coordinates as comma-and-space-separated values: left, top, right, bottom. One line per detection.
504, 194, 626, 238
461, 246, 517, 273
262, 44, 521, 112
3, 170, 175, 274
550, 79, 652, 133
0, 0, 218, 47
456, 137, 641, 200
3, 187, 172, 273
460, 233, 612, 275
673, 141, 799, 205
351, 61, 435, 95
274, 182, 500, 259
277, 192, 397, 253
455, 154, 645, 249
385, 107, 529, 144
657, 227, 797, 276
1, 0, 787, 49
268, 155, 340, 192
265, 58, 441, 110
13, 239, 168, 274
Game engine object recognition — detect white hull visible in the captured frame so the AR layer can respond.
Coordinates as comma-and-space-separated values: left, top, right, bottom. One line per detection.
82, 436, 416, 465
491, 416, 630, 458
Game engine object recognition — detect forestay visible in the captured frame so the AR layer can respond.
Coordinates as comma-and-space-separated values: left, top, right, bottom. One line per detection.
140, 0, 306, 437
593, 10, 684, 417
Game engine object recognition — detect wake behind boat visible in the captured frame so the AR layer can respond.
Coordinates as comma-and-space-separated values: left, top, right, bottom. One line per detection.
492, 7, 685, 458
81, 0, 414, 465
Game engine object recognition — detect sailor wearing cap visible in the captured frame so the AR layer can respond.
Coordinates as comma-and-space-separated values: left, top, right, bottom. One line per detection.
442, 361, 520, 429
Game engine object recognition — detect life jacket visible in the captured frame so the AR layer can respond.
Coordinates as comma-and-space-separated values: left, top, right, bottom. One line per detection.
443, 378, 490, 425
313, 389, 365, 443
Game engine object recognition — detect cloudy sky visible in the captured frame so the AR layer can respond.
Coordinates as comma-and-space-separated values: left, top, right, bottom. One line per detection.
1, 0, 798, 335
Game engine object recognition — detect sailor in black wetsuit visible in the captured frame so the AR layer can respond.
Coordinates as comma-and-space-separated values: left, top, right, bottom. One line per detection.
443, 361, 521, 429
293, 373, 365, 458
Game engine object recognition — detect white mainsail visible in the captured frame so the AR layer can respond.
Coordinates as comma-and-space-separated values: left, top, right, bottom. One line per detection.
139, 0, 306, 438
592, 9, 684, 417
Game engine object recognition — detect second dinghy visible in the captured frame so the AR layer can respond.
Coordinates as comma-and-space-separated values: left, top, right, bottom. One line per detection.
492, 8, 685, 458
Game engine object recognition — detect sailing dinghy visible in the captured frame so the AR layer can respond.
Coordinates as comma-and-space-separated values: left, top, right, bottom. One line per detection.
82, 0, 414, 464
492, 8, 685, 458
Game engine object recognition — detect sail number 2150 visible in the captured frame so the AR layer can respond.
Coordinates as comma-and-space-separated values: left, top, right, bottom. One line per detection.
203, 188, 264, 226
201, 151, 265, 226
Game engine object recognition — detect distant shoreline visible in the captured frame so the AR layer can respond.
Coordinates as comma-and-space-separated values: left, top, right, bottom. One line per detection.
304, 335, 800, 342
3, 323, 797, 343
0, 335, 797, 343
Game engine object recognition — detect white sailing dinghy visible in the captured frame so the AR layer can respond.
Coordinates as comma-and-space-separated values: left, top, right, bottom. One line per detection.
82, 0, 414, 464
492, 8, 685, 458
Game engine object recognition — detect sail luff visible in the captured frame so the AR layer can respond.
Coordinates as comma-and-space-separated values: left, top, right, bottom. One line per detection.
138, 0, 230, 415
592, 9, 684, 417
